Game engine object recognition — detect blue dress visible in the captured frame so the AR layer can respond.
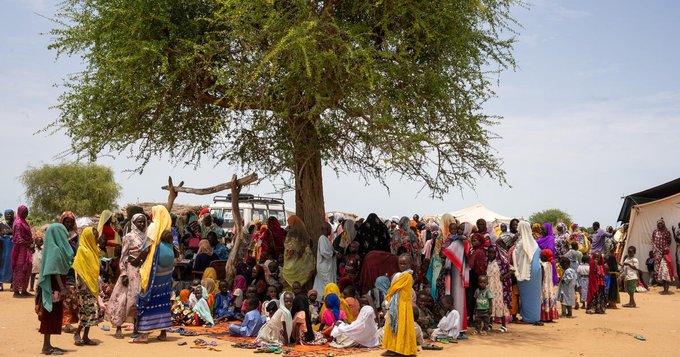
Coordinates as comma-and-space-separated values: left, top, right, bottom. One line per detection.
0, 235, 13, 283
517, 249, 542, 323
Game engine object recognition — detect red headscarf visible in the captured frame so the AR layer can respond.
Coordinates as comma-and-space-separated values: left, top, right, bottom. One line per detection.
540, 249, 554, 264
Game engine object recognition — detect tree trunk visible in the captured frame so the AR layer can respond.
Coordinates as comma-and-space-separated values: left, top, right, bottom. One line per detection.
292, 118, 326, 254
224, 175, 243, 287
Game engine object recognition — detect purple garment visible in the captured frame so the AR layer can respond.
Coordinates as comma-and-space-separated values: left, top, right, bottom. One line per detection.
536, 223, 558, 285
590, 228, 612, 254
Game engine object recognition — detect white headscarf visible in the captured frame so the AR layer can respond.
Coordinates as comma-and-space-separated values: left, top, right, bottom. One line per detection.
331, 305, 379, 347
513, 221, 539, 281
279, 291, 293, 342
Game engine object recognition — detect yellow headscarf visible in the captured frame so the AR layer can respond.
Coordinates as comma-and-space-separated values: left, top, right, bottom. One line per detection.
203, 267, 218, 281
140, 205, 172, 292
72, 227, 100, 297
321, 282, 354, 322
97, 210, 120, 243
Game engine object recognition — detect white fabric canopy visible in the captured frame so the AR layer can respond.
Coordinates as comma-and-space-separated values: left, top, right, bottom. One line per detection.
622, 192, 680, 272
445, 203, 512, 226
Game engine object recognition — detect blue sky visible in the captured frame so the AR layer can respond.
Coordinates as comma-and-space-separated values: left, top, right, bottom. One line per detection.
2, 0, 679, 225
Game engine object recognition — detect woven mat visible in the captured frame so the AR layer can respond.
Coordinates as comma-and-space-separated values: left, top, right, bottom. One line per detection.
180, 323, 379, 356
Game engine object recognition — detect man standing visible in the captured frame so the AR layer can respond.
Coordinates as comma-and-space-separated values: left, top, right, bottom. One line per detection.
590, 222, 612, 254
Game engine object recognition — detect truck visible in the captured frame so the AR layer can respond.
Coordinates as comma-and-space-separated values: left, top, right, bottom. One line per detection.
209, 194, 288, 231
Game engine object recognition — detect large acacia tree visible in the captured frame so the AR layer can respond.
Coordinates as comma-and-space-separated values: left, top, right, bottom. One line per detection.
49, 0, 518, 241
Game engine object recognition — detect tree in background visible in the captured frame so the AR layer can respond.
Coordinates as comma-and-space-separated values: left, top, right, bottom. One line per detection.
529, 209, 573, 227
21, 163, 120, 218
47, 0, 520, 241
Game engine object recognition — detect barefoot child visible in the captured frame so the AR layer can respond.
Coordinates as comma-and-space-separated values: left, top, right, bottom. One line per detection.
621, 246, 639, 308
486, 246, 509, 332
382, 254, 417, 356
473, 276, 493, 335
539, 249, 558, 322
72, 227, 101, 346
577, 255, 590, 309
557, 257, 576, 318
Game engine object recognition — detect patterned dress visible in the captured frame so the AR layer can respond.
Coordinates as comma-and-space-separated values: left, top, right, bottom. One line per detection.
540, 261, 558, 321
106, 227, 145, 327
77, 276, 100, 328
652, 228, 674, 283
487, 260, 509, 318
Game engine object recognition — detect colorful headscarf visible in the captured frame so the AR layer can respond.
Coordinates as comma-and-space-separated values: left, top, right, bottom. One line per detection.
58, 211, 78, 233
72, 227, 100, 297
179, 289, 191, 302
232, 275, 247, 299
325, 293, 341, 320
540, 248, 554, 264
375, 276, 391, 295
12, 205, 32, 245
38, 224, 74, 312
139, 205, 171, 292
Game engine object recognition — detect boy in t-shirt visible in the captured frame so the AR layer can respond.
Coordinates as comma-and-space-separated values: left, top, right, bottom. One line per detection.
229, 297, 264, 337
473, 275, 493, 335
622, 246, 639, 308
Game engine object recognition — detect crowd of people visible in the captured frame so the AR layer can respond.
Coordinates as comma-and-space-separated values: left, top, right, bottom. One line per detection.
0, 205, 678, 356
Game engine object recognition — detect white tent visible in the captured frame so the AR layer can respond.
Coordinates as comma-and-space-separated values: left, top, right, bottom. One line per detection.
445, 203, 512, 227
622, 192, 680, 272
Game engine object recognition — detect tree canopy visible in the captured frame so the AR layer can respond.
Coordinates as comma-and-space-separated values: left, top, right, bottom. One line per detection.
48, 0, 519, 239
529, 208, 573, 227
21, 163, 120, 218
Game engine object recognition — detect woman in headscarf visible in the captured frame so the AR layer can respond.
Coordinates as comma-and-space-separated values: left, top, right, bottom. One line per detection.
313, 222, 336, 295
320, 282, 354, 323
58, 211, 79, 254
472, 218, 491, 247
282, 215, 315, 289
0, 209, 14, 290
72, 227, 101, 346
232, 274, 247, 312
319, 293, 348, 334
98, 210, 120, 258
368, 276, 390, 312
536, 223, 558, 285
333, 218, 357, 255
37, 223, 74, 355
390, 216, 421, 268
123, 206, 144, 235
254, 224, 274, 263
11, 205, 33, 297
330, 305, 380, 348
251, 264, 268, 300
267, 217, 287, 259
652, 218, 675, 295
291, 295, 327, 345
355, 213, 391, 255
193, 239, 218, 273
255, 291, 294, 346
200, 213, 220, 238
424, 222, 442, 299
512, 221, 543, 325
442, 217, 470, 331
554, 223, 570, 259
134, 205, 175, 343
531, 223, 542, 239
569, 224, 589, 254
107, 213, 148, 339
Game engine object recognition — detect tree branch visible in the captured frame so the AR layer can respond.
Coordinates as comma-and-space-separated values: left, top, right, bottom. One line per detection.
161, 173, 258, 195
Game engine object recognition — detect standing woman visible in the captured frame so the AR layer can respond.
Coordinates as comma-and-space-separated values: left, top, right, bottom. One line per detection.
98, 210, 120, 258
12, 205, 33, 297
512, 221, 543, 325
134, 205, 174, 343
267, 217, 287, 259
72, 227, 101, 346
442, 218, 470, 331
652, 218, 675, 295
536, 223, 558, 285
355, 213, 390, 255
37, 223, 74, 355
58, 211, 80, 333
282, 216, 315, 290
59, 212, 79, 254
0, 209, 14, 291
107, 213, 148, 338
313, 222, 336, 296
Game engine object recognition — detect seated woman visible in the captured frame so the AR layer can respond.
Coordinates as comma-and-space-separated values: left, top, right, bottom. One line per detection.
291, 295, 327, 345
319, 293, 347, 336
330, 305, 380, 348
193, 240, 218, 273
255, 292, 294, 346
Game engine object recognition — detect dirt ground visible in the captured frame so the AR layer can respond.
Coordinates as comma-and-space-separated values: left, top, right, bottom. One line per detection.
1, 285, 679, 357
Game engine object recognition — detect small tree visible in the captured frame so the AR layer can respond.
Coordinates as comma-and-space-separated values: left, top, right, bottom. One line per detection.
21, 163, 121, 217
529, 209, 573, 227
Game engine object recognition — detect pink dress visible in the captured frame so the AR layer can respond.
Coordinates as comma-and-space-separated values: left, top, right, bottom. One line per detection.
106, 229, 145, 327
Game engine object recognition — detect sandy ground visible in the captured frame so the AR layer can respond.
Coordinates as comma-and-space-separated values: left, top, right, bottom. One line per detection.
1, 285, 679, 357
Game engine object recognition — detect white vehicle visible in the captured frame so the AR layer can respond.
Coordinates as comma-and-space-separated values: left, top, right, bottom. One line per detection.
209, 194, 288, 230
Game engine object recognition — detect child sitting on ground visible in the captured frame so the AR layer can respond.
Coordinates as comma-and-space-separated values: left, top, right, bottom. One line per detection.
214, 280, 234, 321
320, 293, 348, 336
262, 286, 279, 317
473, 275, 493, 335
557, 257, 577, 318
191, 286, 215, 326
343, 285, 360, 320
430, 295, 460, 341
621, 246, 639, 308
416, 292, 436, 336
229, 297, 264, 337
266, 260, 280, 286
577, 255, 590, 309
308, 290, 321, 323
241, 286, 261, 316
